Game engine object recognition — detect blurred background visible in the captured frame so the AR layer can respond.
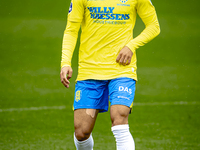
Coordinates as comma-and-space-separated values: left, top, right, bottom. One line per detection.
0, 0, 199, 149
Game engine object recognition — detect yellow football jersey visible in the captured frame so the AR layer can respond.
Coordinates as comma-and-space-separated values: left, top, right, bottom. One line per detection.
61, 0, 160, 81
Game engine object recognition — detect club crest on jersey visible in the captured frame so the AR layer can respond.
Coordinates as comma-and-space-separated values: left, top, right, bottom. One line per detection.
69, 2, 72, 13
120, 0, 128, 3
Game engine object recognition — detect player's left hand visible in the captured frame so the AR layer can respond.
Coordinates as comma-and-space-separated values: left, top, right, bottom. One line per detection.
116, 46, 133, 66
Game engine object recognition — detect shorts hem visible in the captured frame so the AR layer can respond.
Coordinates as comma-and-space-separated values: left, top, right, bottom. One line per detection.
110, 102, 132, 108
74, 105, 108, 113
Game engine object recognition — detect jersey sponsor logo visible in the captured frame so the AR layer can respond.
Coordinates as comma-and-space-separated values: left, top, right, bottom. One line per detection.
75, 90, 81, 102
69, 2, 72, 14
87, 7, 130, 20
119, 86, 132, 94
120, 0, 128, 3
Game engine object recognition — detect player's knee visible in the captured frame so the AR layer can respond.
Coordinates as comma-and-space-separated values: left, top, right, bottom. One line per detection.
112, 117, 128, 126
111, 105, 130, 126
111, 113, 129, 126
75, 127, 92, 141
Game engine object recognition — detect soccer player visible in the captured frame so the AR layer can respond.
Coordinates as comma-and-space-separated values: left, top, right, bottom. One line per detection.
60, 0, 160, 149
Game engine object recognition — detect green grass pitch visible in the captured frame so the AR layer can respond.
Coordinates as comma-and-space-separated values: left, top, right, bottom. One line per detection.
0, 0, 200, 149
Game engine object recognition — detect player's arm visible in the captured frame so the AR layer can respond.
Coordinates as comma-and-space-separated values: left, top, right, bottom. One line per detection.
60, 21, 81, 88
60, 0, 84, 88
117, 0, 160, 65
126, 0, 160, 53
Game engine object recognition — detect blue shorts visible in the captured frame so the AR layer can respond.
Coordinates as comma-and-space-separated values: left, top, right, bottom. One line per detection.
74, 77, 136, 112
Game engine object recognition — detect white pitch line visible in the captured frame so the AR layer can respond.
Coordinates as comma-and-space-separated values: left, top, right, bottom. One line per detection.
133, 101, 199, 106
0, 106, 66, 112
0, 101, 199, 112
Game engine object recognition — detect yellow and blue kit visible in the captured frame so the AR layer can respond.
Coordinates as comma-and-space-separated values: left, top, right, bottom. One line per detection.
74, 77, 136, 112
61, 0, 160, 81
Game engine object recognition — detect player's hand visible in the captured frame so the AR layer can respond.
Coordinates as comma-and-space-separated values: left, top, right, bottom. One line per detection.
60, 66, 73, 88
116, 46, 133, 66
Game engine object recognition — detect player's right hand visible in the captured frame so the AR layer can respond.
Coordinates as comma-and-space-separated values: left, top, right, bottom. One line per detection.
60, 66, 73, 88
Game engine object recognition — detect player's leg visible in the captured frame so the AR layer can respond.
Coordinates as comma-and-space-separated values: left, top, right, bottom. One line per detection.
109, 77, 136, 150
110, 105, 130, 126
73, 80, 109, 150
110, 105, 135, 150
74, 108, 99, 150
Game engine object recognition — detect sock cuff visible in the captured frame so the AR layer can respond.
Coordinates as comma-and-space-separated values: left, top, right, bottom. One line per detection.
74, 133, 92, 145
111, 124, 129, 131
